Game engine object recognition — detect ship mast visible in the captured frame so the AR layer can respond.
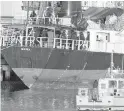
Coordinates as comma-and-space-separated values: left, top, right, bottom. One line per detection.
26, 1, 29, 37
26, 1, 29, 25
122, 55, 124, 73
110, 50, 114, 77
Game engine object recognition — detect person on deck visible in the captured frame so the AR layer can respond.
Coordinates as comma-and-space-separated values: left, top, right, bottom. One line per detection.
41, 29, 48, 37
60, 30, 67, 49
60, 30, 66, 39
55, 30, 61, 38
86, 31, 90, 48
80, 31, 85, 40
55, 30, 61, 48
43, 2, 53, 25
30, 11, 37, 24
71, 30, 78, 49
71, 30, 77, 40
41, 29, 48, 47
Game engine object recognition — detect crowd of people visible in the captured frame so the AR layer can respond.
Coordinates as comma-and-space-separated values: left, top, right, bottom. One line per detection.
31, 27, 90, 49
55, 29, 90, 41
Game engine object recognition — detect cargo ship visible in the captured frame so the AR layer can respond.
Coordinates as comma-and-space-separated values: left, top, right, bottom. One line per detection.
1, 1, 124, 88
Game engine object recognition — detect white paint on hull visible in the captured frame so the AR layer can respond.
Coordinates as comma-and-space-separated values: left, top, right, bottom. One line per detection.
12, 68, 108, 88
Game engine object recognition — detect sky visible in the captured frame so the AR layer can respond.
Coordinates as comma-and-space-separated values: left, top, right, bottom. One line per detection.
0, 1, 27, 18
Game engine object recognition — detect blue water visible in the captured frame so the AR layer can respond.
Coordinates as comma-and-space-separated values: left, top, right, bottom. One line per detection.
1, 82, 80, 111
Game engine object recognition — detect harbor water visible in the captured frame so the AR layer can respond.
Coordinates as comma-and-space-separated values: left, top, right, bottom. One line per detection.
2, 80, 123, 111
1, 81, 82, 111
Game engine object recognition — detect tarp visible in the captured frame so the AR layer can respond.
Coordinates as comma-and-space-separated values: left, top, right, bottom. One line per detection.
83, 7, 124, 20
83, 7, 105, 18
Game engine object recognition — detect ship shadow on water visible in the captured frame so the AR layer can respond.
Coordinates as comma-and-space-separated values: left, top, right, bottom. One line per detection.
1, 69, 29, 92
1, 74, 97, 111
1, 76, 122, 111
1, 82, 77, 111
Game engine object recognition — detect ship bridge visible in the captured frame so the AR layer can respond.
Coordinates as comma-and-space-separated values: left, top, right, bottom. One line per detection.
1, 1, 124, 54
1, 19, 124, 54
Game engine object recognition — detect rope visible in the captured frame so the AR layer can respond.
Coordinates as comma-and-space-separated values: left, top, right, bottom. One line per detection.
31, 45, 55, 87
55, 49, 89, 83
75, 50, 89, 77
55, 51, 71, 82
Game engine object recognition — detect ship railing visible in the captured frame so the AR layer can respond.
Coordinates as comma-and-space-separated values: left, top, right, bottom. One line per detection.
19, 36, 50, 48
0, 36, 51, 48
1, 36, 124, 53
12, 18, 26, 25
35, 37, 50, 47
0, 36, 35, 47
28, 17, 71, 26
0, 36, 17, 46
53, 38, 89, 50
0, 36, 89, 51
1, 18, 27, 25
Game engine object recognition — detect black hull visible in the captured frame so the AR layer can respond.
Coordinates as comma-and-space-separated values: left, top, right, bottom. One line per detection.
1, 46, 124, 87
1, 47, 124, 69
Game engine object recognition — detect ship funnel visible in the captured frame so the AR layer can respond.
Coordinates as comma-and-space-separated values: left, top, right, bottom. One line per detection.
59, 1, 88, 29
58, 1, 82, 17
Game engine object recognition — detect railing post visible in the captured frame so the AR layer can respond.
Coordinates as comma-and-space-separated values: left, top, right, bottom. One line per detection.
53, 17, 56, 24
49, 17, 50, 24
66, 39, 68, 49
53, 38, 56, 48
30, 37, 32, 47
78, 40, 80, 50
20, 36, 23, 47
72, 40, 74, 50
43, 17, 45, 25
85, 40, 88, 50
25, 36, 27, 47
47, 37, 49, 47
60, 38, 62, 49
40, 37, 42, 47
105, 42, 107, 52
11, 36, 15, 45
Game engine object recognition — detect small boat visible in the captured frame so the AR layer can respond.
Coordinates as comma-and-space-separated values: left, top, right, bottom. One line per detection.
76, 52, 124, 111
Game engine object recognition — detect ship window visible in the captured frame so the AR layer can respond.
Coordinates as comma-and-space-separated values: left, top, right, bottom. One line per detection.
101, 83, 106, 89
86, 31, 90, 40
106, 36, 110, 42
118, 80, 124, 89
106, 36, 108, 40
60, 1, 62, 5
96, 35, 98, 40
84, 1, 88, 6
96, 35, 99, 41
109, 80, 117, 88
81, 90, 86, 96
2, 70, 6, 81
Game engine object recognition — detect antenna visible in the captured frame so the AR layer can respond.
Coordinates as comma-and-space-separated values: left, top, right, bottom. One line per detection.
122, 55, 124, 73
26, 1, 29, 25
26, 1, 29, 37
